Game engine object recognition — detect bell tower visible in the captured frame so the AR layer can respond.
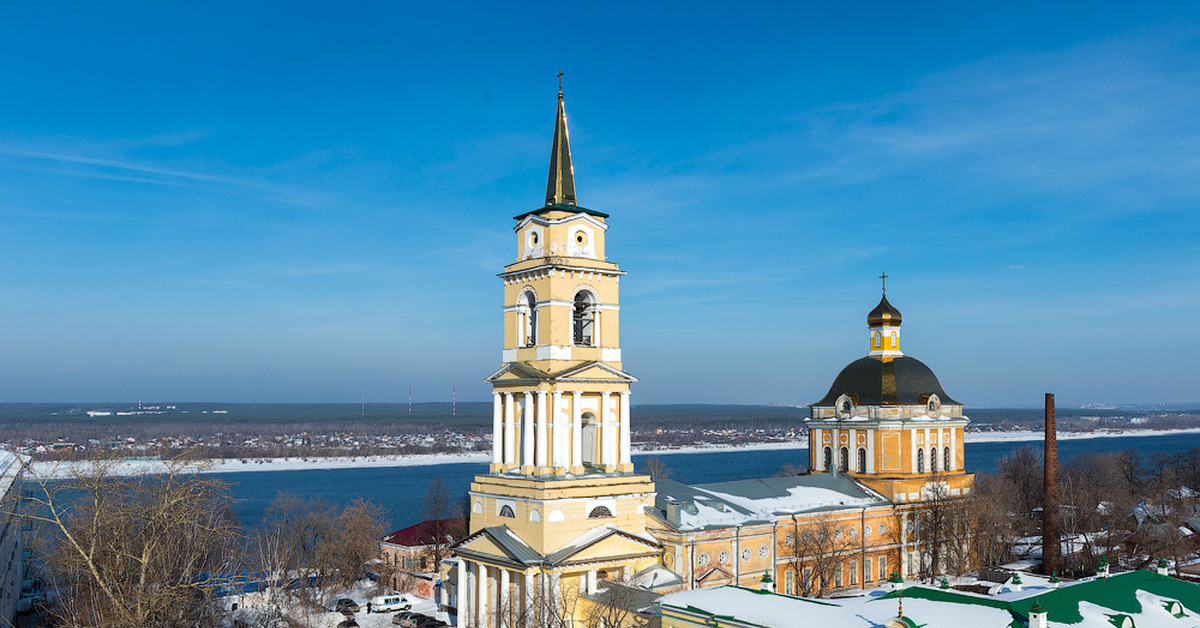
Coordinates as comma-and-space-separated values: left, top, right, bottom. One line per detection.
449, 84, 661, 628
485, 84, 635, 477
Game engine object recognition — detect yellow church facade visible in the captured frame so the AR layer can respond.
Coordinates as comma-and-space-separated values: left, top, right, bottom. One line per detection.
444, 87, 977, 627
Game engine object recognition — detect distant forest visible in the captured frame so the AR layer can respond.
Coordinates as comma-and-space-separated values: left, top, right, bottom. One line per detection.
1, 402, 1198, 443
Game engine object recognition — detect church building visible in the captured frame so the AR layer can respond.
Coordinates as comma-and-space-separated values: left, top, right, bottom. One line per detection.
444, 86, 976, 627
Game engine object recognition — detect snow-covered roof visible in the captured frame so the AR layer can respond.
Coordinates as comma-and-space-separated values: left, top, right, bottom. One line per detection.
657, 571, 1200, 628
653, 474, 888, 531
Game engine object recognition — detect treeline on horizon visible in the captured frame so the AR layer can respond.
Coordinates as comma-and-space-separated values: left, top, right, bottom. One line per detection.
2, 402, 1198, 444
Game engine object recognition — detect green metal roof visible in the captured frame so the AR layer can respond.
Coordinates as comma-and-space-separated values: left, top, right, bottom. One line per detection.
513, 202, 610, 221
1007, 570, 1200, 624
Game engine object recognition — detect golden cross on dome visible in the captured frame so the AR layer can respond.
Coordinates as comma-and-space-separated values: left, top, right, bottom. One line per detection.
880, 272, 888, 294
557, 70, 564, 95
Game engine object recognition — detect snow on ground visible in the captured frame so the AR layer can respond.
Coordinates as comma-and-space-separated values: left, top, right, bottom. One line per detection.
28, 427, 1200, 478
227, 580, 449, 628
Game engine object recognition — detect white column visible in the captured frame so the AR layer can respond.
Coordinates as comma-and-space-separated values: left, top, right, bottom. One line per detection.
536, 391, 548, 468
551, 391, 564, 468
572, 391, 583, 468
594, 309, 601, 347
619, 391, 631, 465
457, 559, 469, 625
522, 392, 534, 467
551, 573, 561, 612
950, 428, 957, 471
477, 563, 488, 628
492, 393, 502, 465
601, 392, 612, 467
523, 572, 536, 628
587, 569, 597, 594
504, 393, 515, 465
499, 569, 510, 625
867, 429, 875, 473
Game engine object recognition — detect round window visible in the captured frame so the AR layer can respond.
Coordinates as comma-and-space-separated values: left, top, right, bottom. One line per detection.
878, 523, 886, 536
741, 548, 751, 563
575, 231, 588, 245
719, 550, 730, 565
759, 545, 769, 558
697, 552, 709, 566
784, 534, 795, 548
864, 525, 872, 537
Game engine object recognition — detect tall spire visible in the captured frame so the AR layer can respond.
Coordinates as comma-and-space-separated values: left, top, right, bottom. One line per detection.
544, 72, 577, 207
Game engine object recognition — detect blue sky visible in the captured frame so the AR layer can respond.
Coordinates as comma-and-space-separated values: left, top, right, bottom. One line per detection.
1, 2, 1198, 407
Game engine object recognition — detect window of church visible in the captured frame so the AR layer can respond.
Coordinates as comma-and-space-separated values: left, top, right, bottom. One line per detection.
573, 291, 595, 346
823, 447, 832, 472
587, 505, 613, 518
741, 548, 751, 563
873, 332, 882, 348
878, 523, 886, 536
839, 447, 849, 472
879, 556, 888, 581
849, 560, 857, 586
857, 447, 867, 473
697, 552, 709, 566
944, 446, 951, 471
523, 291, 537, 346
719, 550, 729, 565
802, 567, 813, 596
499, 505, 515, 518
784, 569, 795, 595
917, 448, 925, 473
865, 558, 873, 582
835, 564, 843, 588
784, 533, 795, 548
930, 448, 938, 473
759, 545, 768, 558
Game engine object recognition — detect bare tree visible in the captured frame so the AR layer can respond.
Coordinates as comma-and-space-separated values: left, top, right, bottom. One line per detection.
641, 457, 672, 482
422, 475, 466, 568
262, 493, 388, 612
493, 571, 578, 628
580, 573, 655, 628
14, 455, 241, 628
914, 479, 970, 582
785, 516, 859, 598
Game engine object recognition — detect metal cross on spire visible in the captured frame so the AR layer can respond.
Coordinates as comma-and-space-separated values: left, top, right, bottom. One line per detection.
557, 69, 564, 96
880, 272, 888, 294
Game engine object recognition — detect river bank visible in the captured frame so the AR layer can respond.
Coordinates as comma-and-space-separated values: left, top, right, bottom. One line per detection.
25, 426, 1200, 478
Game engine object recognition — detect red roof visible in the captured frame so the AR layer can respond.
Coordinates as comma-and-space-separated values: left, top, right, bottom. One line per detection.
380, 518, 461, 548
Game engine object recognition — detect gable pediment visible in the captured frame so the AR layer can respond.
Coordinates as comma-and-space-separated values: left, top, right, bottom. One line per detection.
547, 527, 660, 566
553, 361, 637, 383
485, 362, 551, 383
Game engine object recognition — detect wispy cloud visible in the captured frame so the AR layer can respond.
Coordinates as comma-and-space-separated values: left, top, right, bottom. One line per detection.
789, 33, 1200, 212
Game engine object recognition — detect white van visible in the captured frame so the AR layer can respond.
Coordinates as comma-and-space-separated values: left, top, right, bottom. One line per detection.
369, 594, 411, 613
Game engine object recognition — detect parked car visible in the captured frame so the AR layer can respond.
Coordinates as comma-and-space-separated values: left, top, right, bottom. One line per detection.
398, 613, 431, 628
392, 611, 421, 625
371, 594, 412, 612
335, 598, 360, 613
413, 618, 446, 628
337, 620, 360, 628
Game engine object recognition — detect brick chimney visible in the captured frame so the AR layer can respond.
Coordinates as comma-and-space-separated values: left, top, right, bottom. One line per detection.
1042, 393, 1060, 575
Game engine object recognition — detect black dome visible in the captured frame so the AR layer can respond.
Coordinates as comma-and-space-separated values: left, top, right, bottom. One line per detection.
814, 356, 958, 407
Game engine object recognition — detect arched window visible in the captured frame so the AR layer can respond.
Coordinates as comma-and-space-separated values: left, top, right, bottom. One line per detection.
917, 448, 925, 473
588, 506, 613, 519
823, 446, 832, 472
498, 505, 515, 518
857, 447, 867, 473
930, 447, 938, 473
839, 447, 849, 472
890, 331, 898, 347
873, 332, 882, 349
944, 446, 951, 471
523, 291, 537, 346
573, 291, 594, 346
